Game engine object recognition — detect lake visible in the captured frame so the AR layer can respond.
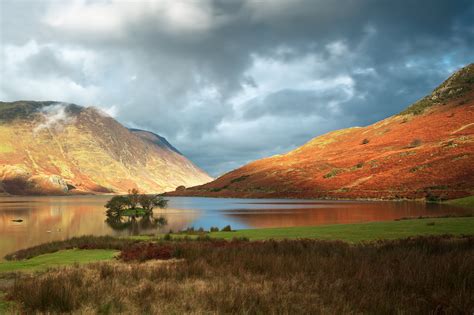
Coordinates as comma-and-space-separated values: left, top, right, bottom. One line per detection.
0, 196, 470, 259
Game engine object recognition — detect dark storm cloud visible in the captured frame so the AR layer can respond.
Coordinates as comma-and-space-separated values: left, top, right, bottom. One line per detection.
1, 0, 473, 176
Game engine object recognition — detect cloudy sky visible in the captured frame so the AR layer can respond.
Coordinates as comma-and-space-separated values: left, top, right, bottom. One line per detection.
1, 0, 473, 176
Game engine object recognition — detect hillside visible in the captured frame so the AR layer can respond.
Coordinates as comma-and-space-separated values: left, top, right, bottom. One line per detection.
0, 101, 212, 195
168, 64, 474, 200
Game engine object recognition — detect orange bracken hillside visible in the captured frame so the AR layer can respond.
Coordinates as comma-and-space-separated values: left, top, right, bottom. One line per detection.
0, 102, 212, 195
169, 64, 474, 200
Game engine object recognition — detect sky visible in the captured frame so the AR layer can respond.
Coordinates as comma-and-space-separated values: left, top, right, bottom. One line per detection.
1, 0, 473, 177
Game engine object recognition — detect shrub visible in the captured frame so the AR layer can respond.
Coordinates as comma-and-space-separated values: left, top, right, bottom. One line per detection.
175, 185, 186, 191
210, 227, 219, 232
222, 225, 232, 232
408, 139, 422, 148
232, 237, 249, 242
425, 192, 442, 202
230, 175, 250, 183
323, 169, 341, 179
361, 138, 369, 145
119, 243, 174, 262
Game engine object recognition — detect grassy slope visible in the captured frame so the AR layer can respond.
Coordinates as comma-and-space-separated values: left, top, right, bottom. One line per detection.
209, 217, 474, 242
0, 249, 117, 273
446, 195, 474, 208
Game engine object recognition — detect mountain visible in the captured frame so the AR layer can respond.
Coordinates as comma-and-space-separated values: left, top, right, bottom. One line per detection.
0, 101, 212, 195
169, 64, 474, 200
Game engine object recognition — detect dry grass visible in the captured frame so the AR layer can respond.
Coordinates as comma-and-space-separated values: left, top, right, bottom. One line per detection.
6, 235, 474, 314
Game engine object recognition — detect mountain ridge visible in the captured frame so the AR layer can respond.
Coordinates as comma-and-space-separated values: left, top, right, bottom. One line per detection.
168, 63, 474, 200
128, 128, 182, 155
0, 101, 212, 195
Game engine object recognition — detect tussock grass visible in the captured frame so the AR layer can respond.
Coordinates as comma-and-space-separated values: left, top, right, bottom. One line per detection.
8, 236, 474, 314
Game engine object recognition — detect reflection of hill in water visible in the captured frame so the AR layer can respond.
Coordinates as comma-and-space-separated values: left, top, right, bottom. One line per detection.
221, 202, 470, 228
0, 196, 470, 258
0, 197, 199, 258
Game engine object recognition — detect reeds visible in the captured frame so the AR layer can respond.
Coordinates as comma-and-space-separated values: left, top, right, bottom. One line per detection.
8, 235, 474, 314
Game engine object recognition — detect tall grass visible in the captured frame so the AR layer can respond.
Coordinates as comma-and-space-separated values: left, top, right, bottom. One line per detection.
8, 235, 474, 314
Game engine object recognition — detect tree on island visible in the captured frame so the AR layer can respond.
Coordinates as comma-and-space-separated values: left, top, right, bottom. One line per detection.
105, 189, 168, 234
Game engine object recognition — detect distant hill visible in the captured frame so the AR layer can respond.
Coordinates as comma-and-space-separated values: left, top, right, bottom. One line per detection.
129, 128, 182, 155
0, 101, 212, 195
168, 64, 474, 200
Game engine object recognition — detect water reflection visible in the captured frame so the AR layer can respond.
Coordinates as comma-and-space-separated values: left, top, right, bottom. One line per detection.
0, 196, 470, 259
106, 213, 167, 234
222, 201, 466, 228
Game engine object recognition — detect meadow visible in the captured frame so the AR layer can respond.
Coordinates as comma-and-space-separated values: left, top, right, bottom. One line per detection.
1, 235, 472, 314
0, 216, 473, 313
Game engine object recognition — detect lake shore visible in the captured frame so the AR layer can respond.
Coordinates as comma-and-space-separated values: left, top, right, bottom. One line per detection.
1, 216, 473, 313
2, 216, 473, 272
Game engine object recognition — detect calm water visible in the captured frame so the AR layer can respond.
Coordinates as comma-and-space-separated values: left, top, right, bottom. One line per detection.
0, 196, 470, 258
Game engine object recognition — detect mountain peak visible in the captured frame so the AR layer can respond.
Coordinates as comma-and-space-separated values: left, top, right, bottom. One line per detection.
0, 100, 212, 195
400, 63, 474, 115
431, 63, 474, 99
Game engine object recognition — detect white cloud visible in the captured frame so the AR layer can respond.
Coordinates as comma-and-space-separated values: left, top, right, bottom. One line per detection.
0, 40, 102, 106
33, 104, 76, 134
42, 0, 218, 38
1, 0, 472, 176
230, 51, 355, 112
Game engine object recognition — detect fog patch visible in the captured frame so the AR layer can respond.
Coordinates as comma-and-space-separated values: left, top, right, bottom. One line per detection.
33, 103, 76, 134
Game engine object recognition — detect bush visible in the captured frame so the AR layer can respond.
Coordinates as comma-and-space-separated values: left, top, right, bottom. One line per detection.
119, 243, 174, 262
210, 227, 219, 232
408, 139, 422, 148
232, 237, 249, 242
222, 225, 232, 232
361, 138, 369, 145
323, 169, 341, 179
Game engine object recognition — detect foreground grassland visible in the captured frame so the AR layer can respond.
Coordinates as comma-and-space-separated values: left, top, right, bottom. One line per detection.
0, 249, 118, 273
0, 216, 473, 313
3, 236, 473, 314
209, 217, 474, 242
1, 217, 473, 274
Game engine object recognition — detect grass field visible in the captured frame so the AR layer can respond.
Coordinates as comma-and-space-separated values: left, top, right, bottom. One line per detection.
446, 195, 474, 208
7, 236, 474, 314
0, 249, 118, 273
208, 217, 474, 242
2, 217, 473, 273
